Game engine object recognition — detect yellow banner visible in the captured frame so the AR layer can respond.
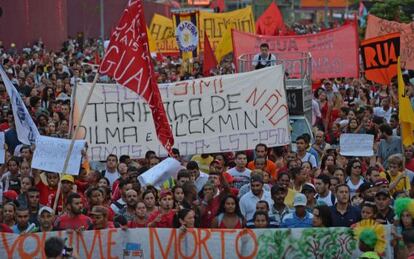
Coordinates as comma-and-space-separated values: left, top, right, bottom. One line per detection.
148, 36, 179, 54
398, 58, 414, 146
149, 14, 174, 41
199, 6, 255, 50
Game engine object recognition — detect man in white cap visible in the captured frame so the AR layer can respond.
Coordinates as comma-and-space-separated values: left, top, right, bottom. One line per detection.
280, 193, 313, 228
38, 206, 55, 232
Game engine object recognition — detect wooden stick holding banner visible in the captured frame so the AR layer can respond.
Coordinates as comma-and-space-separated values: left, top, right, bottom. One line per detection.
53, 73, 99, 212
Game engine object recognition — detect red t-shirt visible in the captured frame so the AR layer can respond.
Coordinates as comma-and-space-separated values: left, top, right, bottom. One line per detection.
127, 220, 147, 228
147, 210, 175, 228
200, 196, 221, 228
93, 221, 116, 230
36, 181, 57, 206
0, 223, 13, 233
406, 158, 414, 172
54, 214, 93, 231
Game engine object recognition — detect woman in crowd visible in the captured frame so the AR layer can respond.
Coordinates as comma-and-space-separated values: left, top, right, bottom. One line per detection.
211, 195, 244, 229
142, 189, 158, 216
346, 159, 365, 197
312, 205, 332, 227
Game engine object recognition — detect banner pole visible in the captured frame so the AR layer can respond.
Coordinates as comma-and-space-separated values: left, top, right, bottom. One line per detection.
53, 73, 99, 212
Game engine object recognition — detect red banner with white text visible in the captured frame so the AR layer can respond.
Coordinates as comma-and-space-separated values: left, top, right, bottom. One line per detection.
233, 23, 359, 80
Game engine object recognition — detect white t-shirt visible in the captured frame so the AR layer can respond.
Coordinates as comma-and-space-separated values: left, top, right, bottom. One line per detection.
104, 170, 120, 188
228, 167, 251, 189
373, 107, 393, 123
316, 191, 335, 206
300, 153, 317, 168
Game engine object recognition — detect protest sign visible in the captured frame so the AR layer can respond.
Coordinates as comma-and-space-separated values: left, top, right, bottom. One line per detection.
149, 14, 174, 41
148, 35, 179, 55
199, 6, 255, 50
361, 32, 400, 85
74, 66, 290, 161
0, 227, 393, 258
138, 158, 181, 189
0, 132, 4, 164
232, 23, 359, 80
32, 136, 86, 175
340, 133, 374, 157
365, 14, 414, 70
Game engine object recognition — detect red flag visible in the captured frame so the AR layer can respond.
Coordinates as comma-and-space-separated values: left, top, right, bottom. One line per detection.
209, 0, 225, 12
203, 32, 217, 76
256, 2, 284, 36
99, 0, 174, 154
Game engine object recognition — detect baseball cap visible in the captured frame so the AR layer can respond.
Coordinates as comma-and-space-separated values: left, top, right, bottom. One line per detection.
293, 193, 307, 207
38, 206, 54, 216
358, 182, 374, 193
375, 189, 390, 198
3, 190, 18, 200
60, 174, 74, 183
302, 183, 316, 193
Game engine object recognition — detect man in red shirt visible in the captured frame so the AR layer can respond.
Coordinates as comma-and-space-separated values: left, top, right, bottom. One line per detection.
33, 170, 59, 206
54, 193, 93, 231
147, 190, 175, 228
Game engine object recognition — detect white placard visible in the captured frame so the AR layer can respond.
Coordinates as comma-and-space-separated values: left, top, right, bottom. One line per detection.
74, 66, 290, 160
32, 136, 86, 175
0, 132, 4, 164
340, 133, 374, 157
138, 158, 181, 189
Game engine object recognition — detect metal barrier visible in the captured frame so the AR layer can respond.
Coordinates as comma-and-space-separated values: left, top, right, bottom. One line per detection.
237, 52, 312, 82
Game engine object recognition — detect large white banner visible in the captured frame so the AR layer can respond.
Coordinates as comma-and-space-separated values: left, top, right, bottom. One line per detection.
0, 227, 393, 258
74, 66, 290, 161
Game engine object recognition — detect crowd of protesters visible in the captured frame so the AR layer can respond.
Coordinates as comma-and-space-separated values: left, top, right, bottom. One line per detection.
1, 34, 414, 258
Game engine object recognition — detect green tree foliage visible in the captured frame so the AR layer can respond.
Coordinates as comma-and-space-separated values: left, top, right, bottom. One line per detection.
369, 0, 414, 23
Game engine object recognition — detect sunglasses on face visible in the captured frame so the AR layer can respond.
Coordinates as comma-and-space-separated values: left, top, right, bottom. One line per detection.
352, 165, 361, 169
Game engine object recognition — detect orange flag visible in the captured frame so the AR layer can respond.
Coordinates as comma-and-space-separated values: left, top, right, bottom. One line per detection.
360, 32, 400, 85
203, 32, 218, 76
256, 2, 284, 36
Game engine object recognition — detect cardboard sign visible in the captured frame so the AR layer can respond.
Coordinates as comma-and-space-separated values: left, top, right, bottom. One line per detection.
74, 66, 290, 161
32, 136, 86, 175
340, 133, 374, 157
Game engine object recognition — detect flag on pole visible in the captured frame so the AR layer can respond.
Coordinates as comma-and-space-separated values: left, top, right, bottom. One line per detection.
256, 2, 285, 36
214, 27, 233, 63
99, 0, 174, 154
0, 66, 40, 145
398, 58, 414, 146
203, 32, 218, 76
360, 32, 400, 85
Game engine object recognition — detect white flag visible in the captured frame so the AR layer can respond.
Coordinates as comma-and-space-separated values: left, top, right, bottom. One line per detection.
0, 66, 39, 144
